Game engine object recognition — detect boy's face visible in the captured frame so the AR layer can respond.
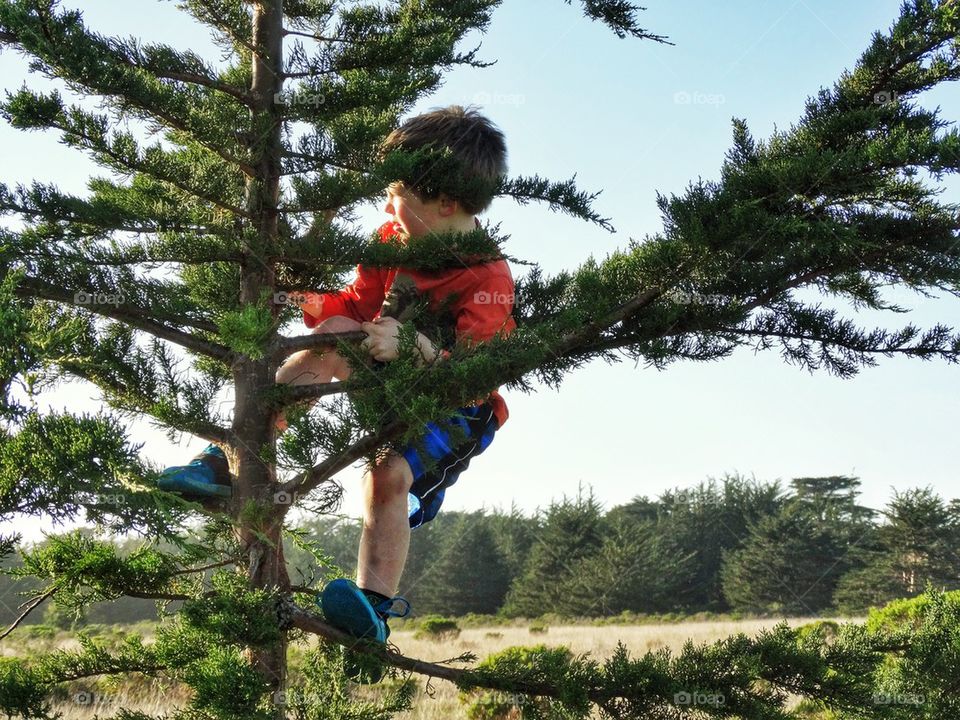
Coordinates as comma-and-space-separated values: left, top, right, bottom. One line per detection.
383, 183, 446, 238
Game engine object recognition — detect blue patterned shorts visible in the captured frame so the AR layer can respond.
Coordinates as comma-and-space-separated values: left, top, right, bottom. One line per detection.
399, 401, 499, 528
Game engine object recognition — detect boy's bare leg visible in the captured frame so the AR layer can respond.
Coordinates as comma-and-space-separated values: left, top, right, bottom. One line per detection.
279, 316, 414, 596
356, 450, 415, 597
274, 315, 362, 430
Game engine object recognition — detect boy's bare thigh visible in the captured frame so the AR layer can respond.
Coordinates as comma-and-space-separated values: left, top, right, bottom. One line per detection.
279, 315, 364, 384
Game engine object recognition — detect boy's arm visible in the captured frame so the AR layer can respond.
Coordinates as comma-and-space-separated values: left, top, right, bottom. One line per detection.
361, 270, 517, 365
301, 263, 386, 327
300, 222, 395, 327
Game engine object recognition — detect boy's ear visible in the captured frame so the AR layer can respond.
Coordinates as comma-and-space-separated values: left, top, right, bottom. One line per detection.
436, 192, 460, 217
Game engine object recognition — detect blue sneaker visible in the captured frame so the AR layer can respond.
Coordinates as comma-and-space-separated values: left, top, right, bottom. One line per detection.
158, 444, 233, 499
320, 579, 410, 683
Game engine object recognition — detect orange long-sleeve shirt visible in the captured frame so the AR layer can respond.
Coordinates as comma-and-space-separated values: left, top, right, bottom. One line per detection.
301, 221, 516, 428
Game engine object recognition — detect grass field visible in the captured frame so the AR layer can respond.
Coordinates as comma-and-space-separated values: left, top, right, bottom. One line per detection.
3, 615, 856, 719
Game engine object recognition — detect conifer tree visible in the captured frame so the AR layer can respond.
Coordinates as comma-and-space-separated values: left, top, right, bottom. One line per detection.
501, 489, 607, 617
720, 501, 848, 615
834, 487, 960, 612
413, 511, 511, 616
652, 475, 785, 611
2, 1, 960, 718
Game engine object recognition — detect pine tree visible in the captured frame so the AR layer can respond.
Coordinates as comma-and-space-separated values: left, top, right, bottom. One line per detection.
720, 502, 847, 615
501, 488, 607, 617
413, 511, 512, 616
652, 474, 784, 611
721, 476, 876, 615
834, 487, 960, 613
2, 0, 960, 718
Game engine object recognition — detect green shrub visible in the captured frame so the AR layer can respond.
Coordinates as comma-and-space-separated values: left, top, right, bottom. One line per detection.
528, 623, 548, 635
24, 624, 56, 640
413, 615, 460, 641
863, 591, 960, 634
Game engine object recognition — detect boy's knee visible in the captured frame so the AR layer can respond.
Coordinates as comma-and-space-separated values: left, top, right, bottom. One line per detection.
312, 315, 362, 333
282, 315, 363, 382
363, 452, 414, 506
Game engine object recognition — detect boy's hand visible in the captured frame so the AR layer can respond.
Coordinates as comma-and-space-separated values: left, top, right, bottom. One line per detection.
360, 317, 403, 361
360, 317, 441, 365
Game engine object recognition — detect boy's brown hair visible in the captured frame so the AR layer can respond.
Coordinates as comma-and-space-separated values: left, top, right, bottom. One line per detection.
380, 105, 507, 214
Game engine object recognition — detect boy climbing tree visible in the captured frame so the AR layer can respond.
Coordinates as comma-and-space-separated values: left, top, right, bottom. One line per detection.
159, 105, 516, 682
1, 0, 959, 718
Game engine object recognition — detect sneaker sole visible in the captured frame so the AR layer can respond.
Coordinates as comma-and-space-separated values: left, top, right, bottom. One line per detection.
320, 580, 387, 644
157, 474, 233, 498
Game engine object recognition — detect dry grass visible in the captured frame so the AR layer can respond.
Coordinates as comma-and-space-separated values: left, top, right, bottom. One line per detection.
26, 617, 849, 719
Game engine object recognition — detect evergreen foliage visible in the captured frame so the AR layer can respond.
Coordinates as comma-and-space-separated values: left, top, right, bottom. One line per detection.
0, 0, 958, 717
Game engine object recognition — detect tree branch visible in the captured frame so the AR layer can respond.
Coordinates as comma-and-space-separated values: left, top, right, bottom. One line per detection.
280, 419, 406, 497
3, 13, 256, 177
282, 29, 377, 44
169, 558, 240, 576
37, 115, 253, 213
273, 329, 368, 358
139, 68, 252, 106
287, 602, 556, 692
0, 587, 55, 640
124, 590, 192, 601
715, 325, 960, 361
15, 277, 233, 362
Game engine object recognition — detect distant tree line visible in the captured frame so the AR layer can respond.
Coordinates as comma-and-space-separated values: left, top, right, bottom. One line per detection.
2, 474, 958, 627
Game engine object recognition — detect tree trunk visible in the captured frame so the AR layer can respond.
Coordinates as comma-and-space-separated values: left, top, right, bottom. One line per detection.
233, 0, 288, 711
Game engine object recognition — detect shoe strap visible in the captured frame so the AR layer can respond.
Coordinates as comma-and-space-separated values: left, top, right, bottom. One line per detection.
374, 596, 411, 619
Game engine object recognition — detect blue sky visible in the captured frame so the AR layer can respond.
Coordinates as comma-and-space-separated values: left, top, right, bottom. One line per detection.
1, 1, 958, 542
